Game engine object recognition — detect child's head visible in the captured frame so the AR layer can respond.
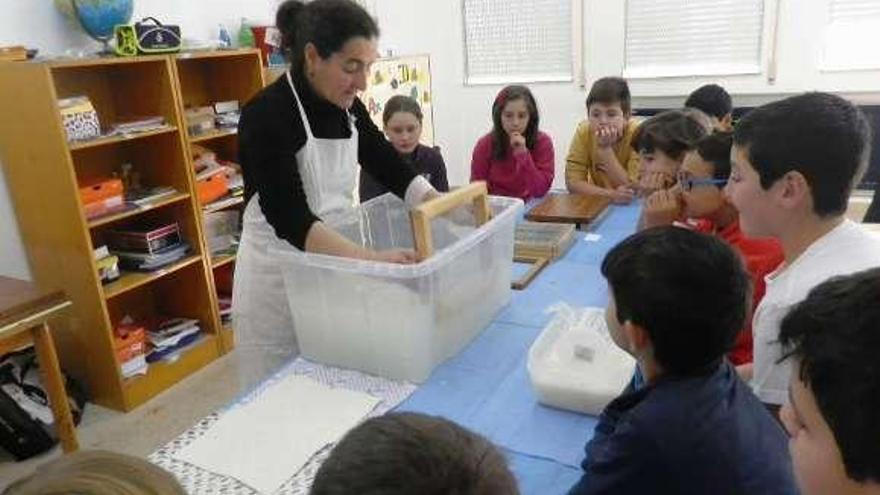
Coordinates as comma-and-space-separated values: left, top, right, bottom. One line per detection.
685, 84, 733, 131
600, 227, 749, 377
631, 110, 709, 179
586, 77, 631, 137
382, 95, 423, 155
726, 92, 872, 238
491, 85, 539, 160
310, 412, 520, 495
679, 131, 734, 219
3, 450, 187, 494
779, 267, 880, 495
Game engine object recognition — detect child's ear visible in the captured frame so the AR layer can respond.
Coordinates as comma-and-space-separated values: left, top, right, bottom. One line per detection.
776, 170, 812, 211
622, 320, 651, 355
720, 113, 734, 131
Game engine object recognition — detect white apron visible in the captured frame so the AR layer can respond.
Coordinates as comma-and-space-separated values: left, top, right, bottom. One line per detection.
232, 71, 359, 349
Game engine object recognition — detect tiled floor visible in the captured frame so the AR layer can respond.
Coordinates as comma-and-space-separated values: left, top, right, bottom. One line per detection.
0, 345, 296, 490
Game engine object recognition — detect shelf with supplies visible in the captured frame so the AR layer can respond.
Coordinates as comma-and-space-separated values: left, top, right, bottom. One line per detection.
203, 194, 244, 214
105, 260, 220, 409
175, 49, 264, 354
0, 52, 266, 412
123, 334, 218, 402
68, 126, 179, 151
103, 254, 202, 300
88, 191, 190, 229
189, 127, 238, 144
211, 253, 237, 270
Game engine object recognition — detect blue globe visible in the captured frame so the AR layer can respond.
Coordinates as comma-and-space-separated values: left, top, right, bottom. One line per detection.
73, 0, 134, 42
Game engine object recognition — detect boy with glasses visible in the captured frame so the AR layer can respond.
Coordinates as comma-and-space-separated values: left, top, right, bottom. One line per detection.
642, 132, 783, 370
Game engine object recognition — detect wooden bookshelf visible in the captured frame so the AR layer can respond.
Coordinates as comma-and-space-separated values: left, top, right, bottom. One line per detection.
173, 49, 264, 354
0, 53, 265, 411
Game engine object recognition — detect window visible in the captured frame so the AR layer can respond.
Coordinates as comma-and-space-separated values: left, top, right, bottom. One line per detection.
462, 0, 573, 84
624, 0, 765, 78
822, 0, 880, 71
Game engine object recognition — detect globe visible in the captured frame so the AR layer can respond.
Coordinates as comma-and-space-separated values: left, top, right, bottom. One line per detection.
55, 0, 134, 54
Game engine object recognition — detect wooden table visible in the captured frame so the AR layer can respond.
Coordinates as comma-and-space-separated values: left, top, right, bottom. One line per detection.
525, 193, 612, 228
0, 276, 78, 453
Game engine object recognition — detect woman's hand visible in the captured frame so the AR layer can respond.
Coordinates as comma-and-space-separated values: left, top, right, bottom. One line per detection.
369, 248, 417, 264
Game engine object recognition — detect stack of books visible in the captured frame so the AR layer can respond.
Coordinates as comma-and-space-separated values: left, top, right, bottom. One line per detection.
107, 223, 189, 272
192, 144, 244, 211
114, 317, 148, 379
218, 295, 232, 327
93, 245, 120, 284
106, 116, 167, 137
146, 317, 203, 364
213, 100, 240, 129
125, 185, 177, 207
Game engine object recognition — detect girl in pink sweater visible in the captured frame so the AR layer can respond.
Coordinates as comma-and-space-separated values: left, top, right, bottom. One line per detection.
470, 85, 555, 201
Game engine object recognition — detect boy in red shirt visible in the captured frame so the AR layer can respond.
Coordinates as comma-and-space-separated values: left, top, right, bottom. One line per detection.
642, 132, 782, 370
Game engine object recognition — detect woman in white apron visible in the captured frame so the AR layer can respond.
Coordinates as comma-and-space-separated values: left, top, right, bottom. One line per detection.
233, 0, 437, 350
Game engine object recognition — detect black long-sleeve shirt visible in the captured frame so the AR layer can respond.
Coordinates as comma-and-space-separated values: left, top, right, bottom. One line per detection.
238, 72, 418, 249
359, 144, 449, 202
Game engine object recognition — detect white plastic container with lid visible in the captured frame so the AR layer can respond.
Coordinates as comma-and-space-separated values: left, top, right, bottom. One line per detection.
528, 305, 636, 415
270, 193, 523, 383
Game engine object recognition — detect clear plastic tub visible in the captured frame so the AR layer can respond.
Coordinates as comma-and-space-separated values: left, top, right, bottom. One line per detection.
270, 194, 524, 383
528, 305, 636, 415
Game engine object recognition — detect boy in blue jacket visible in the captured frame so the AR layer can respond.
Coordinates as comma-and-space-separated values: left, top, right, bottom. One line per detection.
569, 227, 798, 495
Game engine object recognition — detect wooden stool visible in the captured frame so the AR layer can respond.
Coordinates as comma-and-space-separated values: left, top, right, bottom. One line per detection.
0, 276, 78, 453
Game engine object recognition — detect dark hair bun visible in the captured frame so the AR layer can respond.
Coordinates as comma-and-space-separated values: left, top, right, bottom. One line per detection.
276, 0, 305, 43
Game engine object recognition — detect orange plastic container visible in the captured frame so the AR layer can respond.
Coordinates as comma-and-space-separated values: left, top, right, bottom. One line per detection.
197, 172, 229, 206
79, 178, 124, 206
114, 323, 146, 363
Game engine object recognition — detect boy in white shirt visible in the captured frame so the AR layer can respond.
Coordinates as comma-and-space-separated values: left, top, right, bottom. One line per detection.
724, 92, 880, 410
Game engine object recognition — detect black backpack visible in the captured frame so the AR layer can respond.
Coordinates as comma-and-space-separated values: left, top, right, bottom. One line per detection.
0, 347, 86, 460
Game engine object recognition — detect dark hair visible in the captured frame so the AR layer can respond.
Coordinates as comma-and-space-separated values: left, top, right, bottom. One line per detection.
586, 77, 631, 115
694, 131, 734, 182
601, 227, 750, 375
276, 0, 379, 74
382, 94, 423, 126
733, 92, 872, 217
310, 412, 520, 495
685, 84, 733, 120
631, 110, 709, 160
491, 85, 540, 161
779, 267, 880, 484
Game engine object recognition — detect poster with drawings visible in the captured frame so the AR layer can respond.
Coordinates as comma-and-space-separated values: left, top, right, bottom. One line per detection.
362, 54, 435, 147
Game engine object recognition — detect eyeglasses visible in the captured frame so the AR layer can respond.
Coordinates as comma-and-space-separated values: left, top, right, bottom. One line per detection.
677, 172, 728, 192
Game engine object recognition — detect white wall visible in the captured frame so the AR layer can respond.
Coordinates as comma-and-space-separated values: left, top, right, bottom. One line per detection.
1, 0, 878, 278
371, 0, 880, 191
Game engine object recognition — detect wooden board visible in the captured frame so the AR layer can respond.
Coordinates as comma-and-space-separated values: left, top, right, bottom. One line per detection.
525, 193, 611, 226
515, 221, 576, 261
511, 256, 549, 290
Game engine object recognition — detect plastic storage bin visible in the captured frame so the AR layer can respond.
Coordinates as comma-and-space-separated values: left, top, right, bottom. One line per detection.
271, 192, 523, 382
528, 305, 636, 415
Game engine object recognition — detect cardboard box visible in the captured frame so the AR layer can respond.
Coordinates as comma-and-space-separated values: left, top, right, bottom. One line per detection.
59, 96, 101, 142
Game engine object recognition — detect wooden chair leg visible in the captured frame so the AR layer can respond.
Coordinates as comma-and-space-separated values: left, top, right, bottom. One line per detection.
32, 322, 79, 453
